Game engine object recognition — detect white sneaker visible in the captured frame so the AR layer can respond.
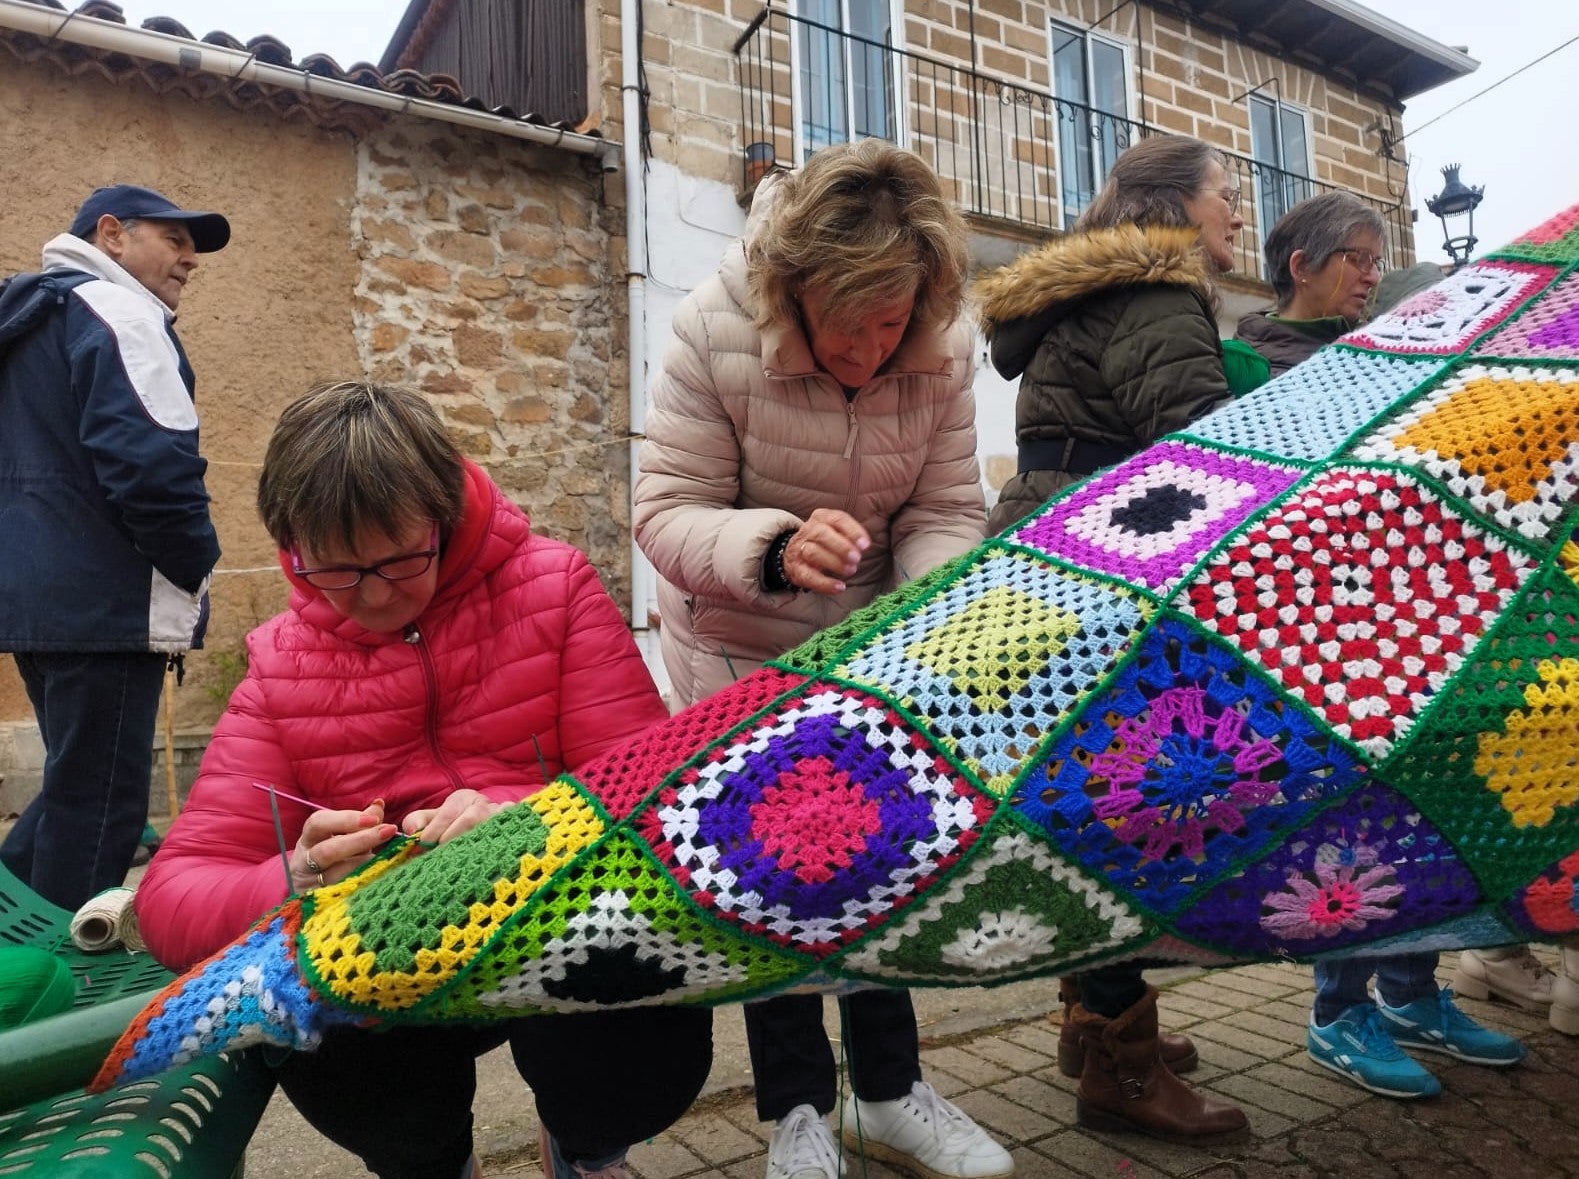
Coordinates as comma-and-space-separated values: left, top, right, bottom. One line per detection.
1453, 947, 1556, 1011
767, 1104, 844, 1179
841, 1082, 1014, 1179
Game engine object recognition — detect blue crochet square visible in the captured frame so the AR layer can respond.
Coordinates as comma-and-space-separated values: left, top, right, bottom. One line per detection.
1182, 348, 1443, 464
1011, 613, 1366, 915
834, 551, 1152, 795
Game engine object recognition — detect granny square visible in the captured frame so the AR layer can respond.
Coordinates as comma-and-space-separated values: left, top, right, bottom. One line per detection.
1340, 261, 1556, 355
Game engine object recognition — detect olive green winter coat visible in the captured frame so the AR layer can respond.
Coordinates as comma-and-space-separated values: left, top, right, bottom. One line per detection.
973, 224, 1230, 533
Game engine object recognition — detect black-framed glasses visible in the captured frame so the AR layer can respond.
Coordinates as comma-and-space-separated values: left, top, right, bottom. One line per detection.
290, 525, 440, 590
1335, 247, 1385, 275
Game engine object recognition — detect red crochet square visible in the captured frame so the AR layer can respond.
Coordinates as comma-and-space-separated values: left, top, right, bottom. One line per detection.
1184, 468, 1536, 758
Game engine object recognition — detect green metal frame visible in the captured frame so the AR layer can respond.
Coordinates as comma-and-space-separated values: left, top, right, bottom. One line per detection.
0, 862, 275, 1176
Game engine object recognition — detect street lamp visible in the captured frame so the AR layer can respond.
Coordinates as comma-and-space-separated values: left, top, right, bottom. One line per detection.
1424, 163, 1485, 271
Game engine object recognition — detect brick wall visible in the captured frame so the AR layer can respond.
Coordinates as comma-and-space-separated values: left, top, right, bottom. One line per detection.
605, 0, 1413, 258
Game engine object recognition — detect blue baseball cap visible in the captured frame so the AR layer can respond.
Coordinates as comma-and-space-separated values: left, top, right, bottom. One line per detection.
69, 184, 231, 253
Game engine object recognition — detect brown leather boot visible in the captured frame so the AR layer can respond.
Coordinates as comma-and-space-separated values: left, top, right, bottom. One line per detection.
1054, 975, 1199, 1077
1074, 986, 1247, 1141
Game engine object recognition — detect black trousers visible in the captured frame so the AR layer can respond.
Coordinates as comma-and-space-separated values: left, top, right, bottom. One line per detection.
0, 651, 166, 910
744, 989, 922, 1122
1077, 963, 1152, 1018
270, 1006, 713, 1179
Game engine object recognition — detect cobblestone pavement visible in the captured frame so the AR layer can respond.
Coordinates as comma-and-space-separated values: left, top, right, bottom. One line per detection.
489, 955, 1579, 1179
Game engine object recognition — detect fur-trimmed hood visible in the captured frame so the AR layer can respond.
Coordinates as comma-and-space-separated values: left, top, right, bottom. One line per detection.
973, 225, 1213, 377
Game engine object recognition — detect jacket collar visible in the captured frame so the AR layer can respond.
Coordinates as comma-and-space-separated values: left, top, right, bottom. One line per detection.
40, 233, 175, 324
972, 224, 1213, 331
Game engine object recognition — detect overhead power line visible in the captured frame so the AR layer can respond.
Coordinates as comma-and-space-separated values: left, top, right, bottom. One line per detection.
1407, 31, 1579, 139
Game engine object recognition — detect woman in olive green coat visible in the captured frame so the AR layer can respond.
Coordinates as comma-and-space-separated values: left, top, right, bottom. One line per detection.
971, 134, 1249, 1143
975, 135, 1242, 534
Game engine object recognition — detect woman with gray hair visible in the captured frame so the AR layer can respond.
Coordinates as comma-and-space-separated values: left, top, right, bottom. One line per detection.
1234, 190, 1384, 376
636, 138, 1010, 1179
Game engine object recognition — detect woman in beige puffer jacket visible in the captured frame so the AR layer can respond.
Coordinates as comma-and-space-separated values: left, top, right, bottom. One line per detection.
635, 150, 987, 708
634, 139, 1010, 1179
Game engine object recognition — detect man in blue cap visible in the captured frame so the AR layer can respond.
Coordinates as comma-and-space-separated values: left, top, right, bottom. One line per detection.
0, 184, 230, 910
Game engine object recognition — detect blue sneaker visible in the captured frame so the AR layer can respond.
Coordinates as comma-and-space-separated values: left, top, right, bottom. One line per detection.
1374, 987, 1526, 1067
1307, 1003, 1442, 1098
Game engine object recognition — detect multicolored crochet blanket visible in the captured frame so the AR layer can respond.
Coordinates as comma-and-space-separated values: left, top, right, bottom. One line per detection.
95, 203, 1579, 1091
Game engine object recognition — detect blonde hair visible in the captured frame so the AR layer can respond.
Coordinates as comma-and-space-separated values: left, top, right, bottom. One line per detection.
747, 138, 969, 334
256, 381, 465, 553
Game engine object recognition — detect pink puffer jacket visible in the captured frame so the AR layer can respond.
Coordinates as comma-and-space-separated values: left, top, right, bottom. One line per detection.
634, 233, 987, 709
137, 461, 667, 969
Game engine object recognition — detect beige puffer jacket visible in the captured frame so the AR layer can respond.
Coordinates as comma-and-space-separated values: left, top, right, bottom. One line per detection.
635, 234, 986, 709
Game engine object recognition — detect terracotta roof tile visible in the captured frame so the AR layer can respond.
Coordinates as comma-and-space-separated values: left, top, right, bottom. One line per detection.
2, 0, 593, 133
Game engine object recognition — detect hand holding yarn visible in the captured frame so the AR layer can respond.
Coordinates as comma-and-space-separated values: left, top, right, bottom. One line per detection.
782, 508, 871, 594
401, 788, 502, 847
291, 799, 396, 891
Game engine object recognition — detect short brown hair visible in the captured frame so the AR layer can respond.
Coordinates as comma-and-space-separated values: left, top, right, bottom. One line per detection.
746, 138, 969, 334
256, 381, 465, 553
1075, 135, 1226, 233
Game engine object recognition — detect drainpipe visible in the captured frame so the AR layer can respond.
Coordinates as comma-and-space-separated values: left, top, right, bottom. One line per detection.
0, 0, 619, 167
622, 0, 654, 632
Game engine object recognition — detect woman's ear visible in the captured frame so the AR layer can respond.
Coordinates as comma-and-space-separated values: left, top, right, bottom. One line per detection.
1288, 248, 1312, 285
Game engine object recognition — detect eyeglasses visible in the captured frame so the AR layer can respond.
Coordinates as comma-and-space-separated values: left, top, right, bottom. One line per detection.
290, 525, 440, 590
1215, 187, 1242, 215
1334, 247, 1385, 275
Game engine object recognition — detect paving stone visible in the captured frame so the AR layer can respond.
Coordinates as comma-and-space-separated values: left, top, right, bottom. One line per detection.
988, 1073, 1077, 1131
1202, 971, 1295, 1001
671, 1116, 767, 1166
1247, 1060, 1369, 1108
1220, 1008, 1308, 1046
949, 1087, 1067, 1142
1190, 1036, 1266, 1073
918, 1064, 972, 1098
1227, 964, 1306, 993
1172, 980, 1257, 1010
998, 1021, 1064, 1060
1027, 1131, 1168, 1179
1078, 1127, 1245, 1176
971, 1034, 1059, 1074
1211, 1071, 1339, 1121
920, 1045, 1015, 1086
1189, 1021, 1299, 1061
629, 1136, 709, 1179
1156, 992, 1236, 1022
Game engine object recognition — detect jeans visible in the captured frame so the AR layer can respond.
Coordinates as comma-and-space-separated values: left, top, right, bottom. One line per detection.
0, 651, 166, 910
745, 989, 922, 1122
1312, 953, 1441, 1025
270, 1006, 714, 1179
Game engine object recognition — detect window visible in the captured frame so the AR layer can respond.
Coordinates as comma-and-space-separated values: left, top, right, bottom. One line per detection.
1250, 95, 1313, 241
796, 0, 899, 155
1049, 22, 1132, 229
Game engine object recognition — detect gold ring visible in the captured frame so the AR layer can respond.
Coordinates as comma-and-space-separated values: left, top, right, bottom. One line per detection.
304, 856, 323, 875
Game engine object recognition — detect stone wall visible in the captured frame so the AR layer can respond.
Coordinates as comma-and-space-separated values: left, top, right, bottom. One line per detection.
0, 49, 628, 797
352, 121, 631, 599
609, 0, 1413, 248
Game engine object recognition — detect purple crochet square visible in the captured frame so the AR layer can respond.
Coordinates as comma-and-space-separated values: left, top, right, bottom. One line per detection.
1476, 271, 1579, 361
1011, 442, 1301, 593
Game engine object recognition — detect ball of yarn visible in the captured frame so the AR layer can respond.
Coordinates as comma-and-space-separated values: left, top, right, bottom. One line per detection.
0, 946, 75, 1030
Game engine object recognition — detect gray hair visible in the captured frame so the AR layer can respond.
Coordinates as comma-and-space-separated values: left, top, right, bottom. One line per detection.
1264, 192, 1385, 308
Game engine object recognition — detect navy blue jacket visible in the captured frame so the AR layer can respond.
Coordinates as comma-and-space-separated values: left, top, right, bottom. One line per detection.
0, 235, 220, 653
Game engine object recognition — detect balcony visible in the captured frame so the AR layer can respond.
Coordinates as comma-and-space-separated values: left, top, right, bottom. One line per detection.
733, 6, 1414, 284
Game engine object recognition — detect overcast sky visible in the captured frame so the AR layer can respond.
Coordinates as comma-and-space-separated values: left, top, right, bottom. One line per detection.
113, 0, 1577, 263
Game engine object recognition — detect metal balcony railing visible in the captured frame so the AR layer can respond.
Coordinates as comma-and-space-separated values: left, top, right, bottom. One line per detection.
733, 6, 1414, 282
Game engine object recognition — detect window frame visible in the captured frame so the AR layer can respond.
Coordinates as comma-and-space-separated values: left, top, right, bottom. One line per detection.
788, 0, 907, 164
1045, 19, 1136, 229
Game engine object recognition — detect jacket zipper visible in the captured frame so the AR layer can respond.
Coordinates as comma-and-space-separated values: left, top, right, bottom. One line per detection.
841, 400, 860, 459
405, 624, 467, 793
